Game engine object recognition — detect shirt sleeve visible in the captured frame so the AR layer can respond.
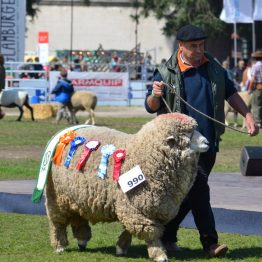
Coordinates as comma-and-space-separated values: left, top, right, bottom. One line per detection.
224, 70, 237, 100
144, 71, 165, 113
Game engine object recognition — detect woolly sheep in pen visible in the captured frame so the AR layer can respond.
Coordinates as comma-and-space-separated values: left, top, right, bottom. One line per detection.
70, 90, 97, 125
0, 89, 34, 121
45, 113, 209, 262
225, 91, 252, 129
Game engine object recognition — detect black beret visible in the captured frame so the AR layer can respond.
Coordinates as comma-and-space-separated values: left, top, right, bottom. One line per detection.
176, 24, 207, 42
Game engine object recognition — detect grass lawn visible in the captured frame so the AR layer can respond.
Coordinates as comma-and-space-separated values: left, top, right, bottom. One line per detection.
0, 114, 261, 179
0, 114, 262, 261
0, 213, 261, 262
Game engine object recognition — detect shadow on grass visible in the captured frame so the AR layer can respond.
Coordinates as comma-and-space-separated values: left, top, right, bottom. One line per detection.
66, 245, 262, 260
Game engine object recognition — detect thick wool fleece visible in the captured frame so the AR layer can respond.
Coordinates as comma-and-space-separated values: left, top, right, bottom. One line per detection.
71, 91, 97, 111
45, 113, 199, 247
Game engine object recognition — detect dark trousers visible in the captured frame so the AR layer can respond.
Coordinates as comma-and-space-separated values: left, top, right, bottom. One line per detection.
162, 152, 218, 250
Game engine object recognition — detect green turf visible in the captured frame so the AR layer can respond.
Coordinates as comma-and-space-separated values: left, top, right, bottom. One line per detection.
0, 213, 261, 262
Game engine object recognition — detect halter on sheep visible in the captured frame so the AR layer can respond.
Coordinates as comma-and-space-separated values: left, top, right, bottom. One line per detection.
0, 89, 35, 121
41, 113, 208, 262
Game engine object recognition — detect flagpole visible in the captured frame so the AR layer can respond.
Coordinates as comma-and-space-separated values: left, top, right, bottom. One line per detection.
233, 22, 237, 67
252, 21, 256, 52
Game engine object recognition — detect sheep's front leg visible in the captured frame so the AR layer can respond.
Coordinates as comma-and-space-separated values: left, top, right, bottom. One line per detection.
147, 239, 168, 262
48, 219, 69, 253
116, 229, 132, 256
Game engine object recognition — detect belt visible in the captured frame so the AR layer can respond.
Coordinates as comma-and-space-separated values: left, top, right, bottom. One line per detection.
256, 83, 262, 89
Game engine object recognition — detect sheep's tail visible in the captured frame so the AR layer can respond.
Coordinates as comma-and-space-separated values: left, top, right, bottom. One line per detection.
91, 95, 97, 110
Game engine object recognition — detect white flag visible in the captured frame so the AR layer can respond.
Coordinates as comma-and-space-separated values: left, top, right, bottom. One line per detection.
254, 0, 262, 20
220, 0, 253, 23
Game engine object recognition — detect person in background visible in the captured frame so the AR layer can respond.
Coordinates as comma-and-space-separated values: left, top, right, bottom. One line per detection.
248, 50, 262, 128
222, 60, 233, 81
242, 57, 256, 92
51, 68, 74, 124
145, 24, 258, 257
233, 59, 245, 91
0, 53, 6, 119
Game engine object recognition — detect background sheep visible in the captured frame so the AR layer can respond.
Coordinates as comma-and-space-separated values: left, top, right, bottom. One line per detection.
45, 113, 208, 262
70, 90, 97, 125
225, 91, 252, 128
0, 89, 34, 121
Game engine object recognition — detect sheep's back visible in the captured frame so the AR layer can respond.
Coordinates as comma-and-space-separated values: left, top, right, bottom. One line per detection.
71, 91, 97, 110
46, 126, 131, 223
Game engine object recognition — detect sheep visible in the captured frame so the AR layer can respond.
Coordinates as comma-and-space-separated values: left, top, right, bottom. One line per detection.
45, 113, 209, 262
70, 90, 97, 125
0, 89, 34, 121
224, 91, 252, 129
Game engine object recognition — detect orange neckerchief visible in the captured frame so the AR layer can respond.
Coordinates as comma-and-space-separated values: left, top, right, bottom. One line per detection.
177, 48, 209, 73
52, 130, 76, 165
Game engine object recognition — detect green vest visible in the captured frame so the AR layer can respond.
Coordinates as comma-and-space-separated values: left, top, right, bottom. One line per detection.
156, 50, 226, 141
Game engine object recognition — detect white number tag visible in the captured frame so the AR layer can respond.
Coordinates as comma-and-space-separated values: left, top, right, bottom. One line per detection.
118, 165, 146, 193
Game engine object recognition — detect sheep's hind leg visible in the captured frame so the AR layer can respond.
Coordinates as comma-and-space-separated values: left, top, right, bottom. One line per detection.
147, 239, 169, 262
116, 229, 132, 256
71, 216, 92, 252
48, 219, 69, 253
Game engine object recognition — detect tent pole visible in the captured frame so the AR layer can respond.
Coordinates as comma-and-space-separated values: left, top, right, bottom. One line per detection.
234, 22, 237, 67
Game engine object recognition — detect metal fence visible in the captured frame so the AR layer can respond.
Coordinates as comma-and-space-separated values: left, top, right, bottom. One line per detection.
4, 62, 154, 106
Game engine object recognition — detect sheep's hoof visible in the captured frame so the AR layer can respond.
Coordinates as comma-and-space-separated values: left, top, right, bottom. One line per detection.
116, 245, 128, 256
78, 244, 86, 252
56, 247, 65, 253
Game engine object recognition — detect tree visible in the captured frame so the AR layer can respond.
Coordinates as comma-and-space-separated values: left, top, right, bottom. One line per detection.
138, 0, 225, 38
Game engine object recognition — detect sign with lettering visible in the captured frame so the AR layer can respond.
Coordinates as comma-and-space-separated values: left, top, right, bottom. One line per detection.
49, 71, 129, 102
0, 0, 26, 62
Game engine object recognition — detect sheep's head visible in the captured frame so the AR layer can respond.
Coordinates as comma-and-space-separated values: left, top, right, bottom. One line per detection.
157, 113, 209, 153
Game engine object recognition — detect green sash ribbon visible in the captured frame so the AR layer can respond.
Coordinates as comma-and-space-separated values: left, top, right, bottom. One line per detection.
32, 124, 91, 203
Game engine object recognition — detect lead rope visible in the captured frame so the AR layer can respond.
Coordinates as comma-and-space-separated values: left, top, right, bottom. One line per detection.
161, 82, 249, 134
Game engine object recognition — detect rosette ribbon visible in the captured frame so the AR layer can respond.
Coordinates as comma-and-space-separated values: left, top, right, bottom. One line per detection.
52, 130, 76, 165
76, 140, 101, 171
97, 144, 116, 179
64, 136, 86, 168
112, 149, 126, 182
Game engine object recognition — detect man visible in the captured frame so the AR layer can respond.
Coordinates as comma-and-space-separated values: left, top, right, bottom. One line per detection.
233, 59, 245, 91
145, 24, 258, 257
248, 50, 262, 128
51, 68, 74, 124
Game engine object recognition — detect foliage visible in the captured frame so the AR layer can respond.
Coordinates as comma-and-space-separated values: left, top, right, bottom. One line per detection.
138, 0, 225, 38
26, 0, 90, 19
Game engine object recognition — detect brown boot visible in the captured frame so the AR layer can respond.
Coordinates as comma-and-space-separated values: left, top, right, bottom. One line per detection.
206, 244, 228, 257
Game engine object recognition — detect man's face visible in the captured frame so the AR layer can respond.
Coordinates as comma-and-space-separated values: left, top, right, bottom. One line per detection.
179, 40, 205, 63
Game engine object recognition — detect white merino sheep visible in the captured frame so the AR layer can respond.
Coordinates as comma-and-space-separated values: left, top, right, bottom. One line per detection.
70, 90, 97, 125
45, 113, 209, 262
225, 91, 252, 129
0, 89, 34, 121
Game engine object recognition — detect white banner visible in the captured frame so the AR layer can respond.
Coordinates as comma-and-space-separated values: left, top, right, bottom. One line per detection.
0, 0, 26, 62
220, 0, 253, 23
49, 71, 129, 101
254, 0, 262, 20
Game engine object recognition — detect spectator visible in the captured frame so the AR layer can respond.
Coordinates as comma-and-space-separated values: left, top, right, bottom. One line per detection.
233, 59, 245, 91
222, 60, 233, 81
29, 57, 44, 79
248, 50, 262, 127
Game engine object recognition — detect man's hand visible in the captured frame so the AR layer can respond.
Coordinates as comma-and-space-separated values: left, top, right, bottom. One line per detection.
152, 81, 164, 98
245, 112, 259, 136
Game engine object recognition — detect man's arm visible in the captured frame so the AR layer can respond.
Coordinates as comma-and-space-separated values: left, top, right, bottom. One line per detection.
227, 92, 259, 136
